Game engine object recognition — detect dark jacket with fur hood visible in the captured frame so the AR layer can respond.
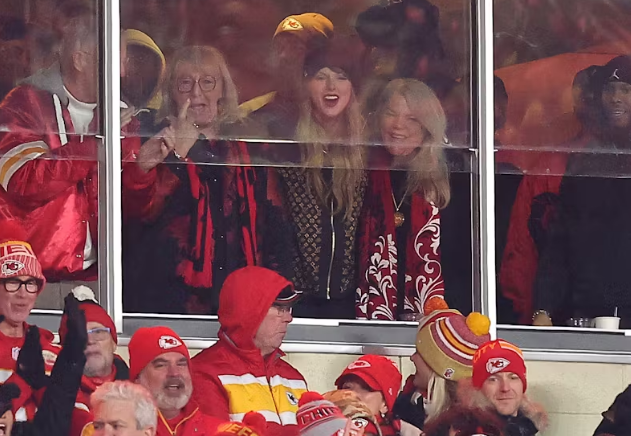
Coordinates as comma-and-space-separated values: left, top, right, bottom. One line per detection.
457, 379, 548, 436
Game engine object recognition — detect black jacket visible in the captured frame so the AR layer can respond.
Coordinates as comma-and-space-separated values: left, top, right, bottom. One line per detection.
534, 152, 631, 326
502, 412, 539, 436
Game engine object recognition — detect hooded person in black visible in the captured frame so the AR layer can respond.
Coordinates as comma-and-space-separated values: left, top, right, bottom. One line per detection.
0, 294, 87, 436
533, 55, 631, 327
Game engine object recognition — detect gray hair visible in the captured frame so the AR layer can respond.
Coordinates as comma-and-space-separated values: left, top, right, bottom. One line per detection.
58, 3, 98, 64
91, 381, 158, 431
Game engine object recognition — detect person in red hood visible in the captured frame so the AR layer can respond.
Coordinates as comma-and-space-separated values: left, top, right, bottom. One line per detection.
191, 266, 307, 436
129, 326, 222, 436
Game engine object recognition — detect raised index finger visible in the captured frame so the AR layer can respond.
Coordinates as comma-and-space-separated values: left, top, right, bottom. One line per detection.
178, 99, 191, 121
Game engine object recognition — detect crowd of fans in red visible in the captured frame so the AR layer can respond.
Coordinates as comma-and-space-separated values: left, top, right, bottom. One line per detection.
1, 0, 631, 435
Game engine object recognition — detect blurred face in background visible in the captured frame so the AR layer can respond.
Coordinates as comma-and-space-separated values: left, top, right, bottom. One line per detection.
602, 81, 631, 131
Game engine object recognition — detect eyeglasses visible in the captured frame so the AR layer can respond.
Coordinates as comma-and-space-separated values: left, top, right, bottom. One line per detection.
272, 303, 293, 314
87, 327, 112, 341
1, 278, 41, 294
177, 76, 217, 93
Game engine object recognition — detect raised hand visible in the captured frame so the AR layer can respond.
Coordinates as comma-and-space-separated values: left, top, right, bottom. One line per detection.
137, 126, 176, 172
60, 293, 87, 364
169, 99, 199, 159
17, 325, 48, 390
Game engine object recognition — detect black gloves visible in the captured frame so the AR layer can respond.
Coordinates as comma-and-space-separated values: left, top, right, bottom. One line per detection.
0, 382, 20, 416
59, 293, 87, 363
16, 325, 48, 391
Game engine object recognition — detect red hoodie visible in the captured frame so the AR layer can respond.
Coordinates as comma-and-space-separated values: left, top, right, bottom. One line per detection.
191, 267, 307, 436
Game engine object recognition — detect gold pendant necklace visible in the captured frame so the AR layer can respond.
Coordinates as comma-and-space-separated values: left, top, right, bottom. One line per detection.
392, 188, 409, 228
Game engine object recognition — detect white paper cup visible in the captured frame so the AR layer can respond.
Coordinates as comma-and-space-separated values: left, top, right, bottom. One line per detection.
593, 316, 621, 330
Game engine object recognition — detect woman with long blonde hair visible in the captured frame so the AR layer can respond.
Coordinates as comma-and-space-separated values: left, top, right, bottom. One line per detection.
356, 78, 450, 321
276, 43, 367, 318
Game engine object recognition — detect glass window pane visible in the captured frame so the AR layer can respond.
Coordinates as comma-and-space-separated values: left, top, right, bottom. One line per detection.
0, 0, 102, 309
495, 0, 631, 327
121, 0, 477, 321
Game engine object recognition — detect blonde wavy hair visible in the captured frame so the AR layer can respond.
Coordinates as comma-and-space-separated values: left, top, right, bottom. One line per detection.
424, 373, 459, 422
374, 79, 450, 209
160, 45, 240, 126
296, 76, 365, 219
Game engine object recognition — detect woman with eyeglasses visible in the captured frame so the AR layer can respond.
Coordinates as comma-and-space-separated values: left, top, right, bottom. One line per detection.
274, 41, 367, 319
0, 224, 64, 422
356, 78, 450, 320
123, 45, 290, 314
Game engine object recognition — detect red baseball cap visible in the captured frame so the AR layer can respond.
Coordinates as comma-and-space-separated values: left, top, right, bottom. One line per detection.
335, 355, 402, 413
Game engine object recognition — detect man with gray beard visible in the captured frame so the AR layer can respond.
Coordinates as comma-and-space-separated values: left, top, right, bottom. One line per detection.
128, 327, 223, 436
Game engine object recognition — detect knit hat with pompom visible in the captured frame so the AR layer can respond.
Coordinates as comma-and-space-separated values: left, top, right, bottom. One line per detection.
416, 309, 491, 381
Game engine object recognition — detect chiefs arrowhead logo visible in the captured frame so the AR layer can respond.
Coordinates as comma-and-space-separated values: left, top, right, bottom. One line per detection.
281, 18, 303, 32
443, 368, 455, 379
347, 360, 371, 370
2, 260, 25, 276
351, 418, 369, 429
486, 357, 510, 374
158, 335, 182, 350
286, 391, 299, 406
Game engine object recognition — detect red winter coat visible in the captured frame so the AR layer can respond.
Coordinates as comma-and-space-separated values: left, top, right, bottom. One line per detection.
0, 64, 156, 280
191, 268, 307, 436
156, 401, 222, 436
498, 135, 589, 323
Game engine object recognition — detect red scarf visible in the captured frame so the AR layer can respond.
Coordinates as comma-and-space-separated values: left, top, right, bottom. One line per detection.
176, 141, 259, 288
356, 170, 444, 320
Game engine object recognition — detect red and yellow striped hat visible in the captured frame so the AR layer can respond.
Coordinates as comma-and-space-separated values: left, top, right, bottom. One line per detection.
416, 310, 491, 381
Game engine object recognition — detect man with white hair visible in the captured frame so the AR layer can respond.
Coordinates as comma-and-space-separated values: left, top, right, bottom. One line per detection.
128, 327, 222, 436
92, 381, 157, 436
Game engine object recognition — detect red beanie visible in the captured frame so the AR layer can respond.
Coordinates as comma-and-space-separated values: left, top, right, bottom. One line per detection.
128, 327, 190, 381
297, 392, 355, 436
0, 238, 45, 290
335, 355, 402, 414
473, 339, 527, 392
59, 300, 117, 344
214, 412, 267, 436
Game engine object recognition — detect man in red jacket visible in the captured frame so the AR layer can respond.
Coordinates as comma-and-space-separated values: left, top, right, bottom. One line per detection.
0, 4, 158, 281
191, 266, 307, 436
129, 327, 222, 436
